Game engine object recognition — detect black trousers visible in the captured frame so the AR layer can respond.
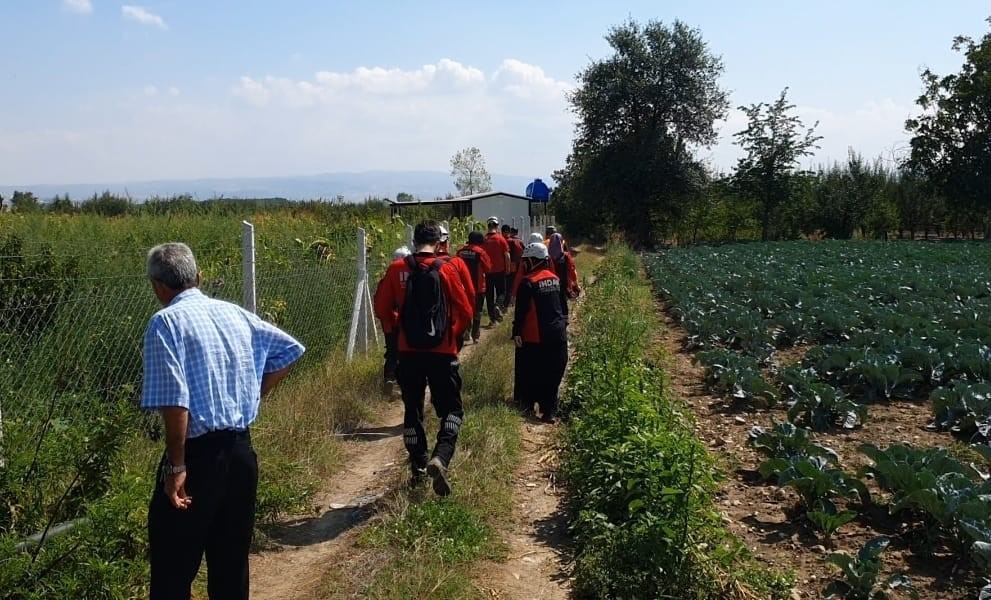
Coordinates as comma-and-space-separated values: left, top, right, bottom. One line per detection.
397, 352, 464, 471
471, 293, 484, 339
484, 273, 506, 321
515, 342, 568, 417
148, 429, 257, 600
383, 330, 399, 381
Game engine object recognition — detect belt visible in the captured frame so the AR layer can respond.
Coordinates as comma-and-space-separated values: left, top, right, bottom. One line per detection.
189, 428, 251, 443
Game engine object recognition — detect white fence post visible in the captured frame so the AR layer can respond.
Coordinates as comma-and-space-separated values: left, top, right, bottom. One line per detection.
242, 221, 256, 313
406, 224, 414, 251
347, 228, 368, 361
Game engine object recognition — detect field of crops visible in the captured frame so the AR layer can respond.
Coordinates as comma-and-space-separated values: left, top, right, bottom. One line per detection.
646, 241, 991, 598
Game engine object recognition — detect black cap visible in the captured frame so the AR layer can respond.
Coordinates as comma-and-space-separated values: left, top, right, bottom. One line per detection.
468, 231, 484, 245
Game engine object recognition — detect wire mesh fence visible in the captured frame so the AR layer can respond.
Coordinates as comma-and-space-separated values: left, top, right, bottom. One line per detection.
0, 210, 553, 584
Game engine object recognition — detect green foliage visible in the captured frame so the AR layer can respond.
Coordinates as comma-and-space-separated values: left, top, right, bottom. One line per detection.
733, 88, 822, 241
366, 501, 493, 565
786, 383, 867, 432
10, 191, 41, 213
563, 244, 786, 598
696, 349, 778, 408
824, 537, 918, 600
760, 455, 869, 510
449, 146, 492, 196
557, 18, 728, 246
747, 421, 839, 463
906, 18, 991, 237
931, 382, 991, 440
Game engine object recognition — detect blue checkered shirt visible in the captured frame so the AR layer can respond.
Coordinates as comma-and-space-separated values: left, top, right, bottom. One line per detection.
141, 288, 305, 438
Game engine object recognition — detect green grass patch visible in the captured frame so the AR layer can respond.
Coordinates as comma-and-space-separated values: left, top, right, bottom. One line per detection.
562, 242, 793, 599
330, 328, 521, 599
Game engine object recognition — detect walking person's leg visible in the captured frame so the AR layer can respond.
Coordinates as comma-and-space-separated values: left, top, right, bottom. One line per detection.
472, 293, 483, 341
424, 354, 464, 496
539, 341, 569, 423
397, 352, 430, 478
204, 434, 258, 600
383, 330, 399, 392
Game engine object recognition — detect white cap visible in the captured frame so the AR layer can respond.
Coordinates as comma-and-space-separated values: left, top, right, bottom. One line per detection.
522, 242, 549, 260
486, 216, 499, 225
529, 232, 544, 244
439, 225, 449, 243
393, 246, 411, 260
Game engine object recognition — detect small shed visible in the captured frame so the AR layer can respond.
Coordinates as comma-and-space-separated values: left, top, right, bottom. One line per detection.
389, 191, 536, 228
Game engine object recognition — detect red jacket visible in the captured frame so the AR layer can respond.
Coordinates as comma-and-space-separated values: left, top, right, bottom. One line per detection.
455, 243, 492, 294
440, 251, 476, 299
506, 235, 524, 272
512, 268, 568, 345
483, 231, 510, 274
373, 253, 473, 355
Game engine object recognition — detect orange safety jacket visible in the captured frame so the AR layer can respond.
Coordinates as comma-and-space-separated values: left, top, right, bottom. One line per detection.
373, 253, 473, 355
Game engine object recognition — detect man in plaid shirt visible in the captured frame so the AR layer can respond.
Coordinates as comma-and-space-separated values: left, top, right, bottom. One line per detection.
141, 242, 304, 600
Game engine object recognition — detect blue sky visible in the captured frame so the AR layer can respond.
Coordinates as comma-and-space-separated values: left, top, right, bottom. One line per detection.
1, 1, 989, 186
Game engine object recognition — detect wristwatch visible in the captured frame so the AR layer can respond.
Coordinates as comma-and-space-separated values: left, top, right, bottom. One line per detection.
161, 461, 186, 476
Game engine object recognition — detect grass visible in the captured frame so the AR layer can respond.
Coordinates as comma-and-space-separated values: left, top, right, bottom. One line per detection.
560, 242, 794, 600
317, 324, 522, 599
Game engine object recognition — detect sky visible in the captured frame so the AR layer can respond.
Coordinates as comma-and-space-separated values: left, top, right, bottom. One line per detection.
1, 1, 989, 187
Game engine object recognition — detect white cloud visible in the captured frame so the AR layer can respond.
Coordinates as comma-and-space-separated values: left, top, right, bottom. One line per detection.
63, 0, 93, 14
143, 85, 158, 96
492, 59, 572, 101
121, 5, 168, 30
167, 87, 180, 97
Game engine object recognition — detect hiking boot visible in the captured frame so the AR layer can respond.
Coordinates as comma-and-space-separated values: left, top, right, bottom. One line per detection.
472, 336, 480, 344
426, 457, 451, 497
539, 413, 557, 425
383, 379, 396, 396
410, 467, 428, 488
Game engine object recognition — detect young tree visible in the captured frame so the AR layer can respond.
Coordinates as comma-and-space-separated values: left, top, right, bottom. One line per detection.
905, 18, 991, 237
450, 147, 493, 196
396, 192, 415, 203
560, 18, 728, 245
733, 88, 821, 240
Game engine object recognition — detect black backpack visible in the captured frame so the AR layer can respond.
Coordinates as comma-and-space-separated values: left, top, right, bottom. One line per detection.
401, 255, 449, 349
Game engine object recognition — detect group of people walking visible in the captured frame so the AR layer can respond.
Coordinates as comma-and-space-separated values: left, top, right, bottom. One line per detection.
133, 219, 578, 598
373, 218, 580, 498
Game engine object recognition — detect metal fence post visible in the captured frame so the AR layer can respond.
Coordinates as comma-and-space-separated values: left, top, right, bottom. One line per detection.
242, 221, 256, 313
406, 224, 415, 251
347, 228, 368, 361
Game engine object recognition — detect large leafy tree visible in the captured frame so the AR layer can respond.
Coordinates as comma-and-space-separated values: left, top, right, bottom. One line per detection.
450, 146, 493, 196
557, 19, 728, 245
905, 18, 991, 237
733, 88, 821, 241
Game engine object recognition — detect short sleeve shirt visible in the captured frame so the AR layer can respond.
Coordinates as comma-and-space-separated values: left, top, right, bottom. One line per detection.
141, 288, 305, 438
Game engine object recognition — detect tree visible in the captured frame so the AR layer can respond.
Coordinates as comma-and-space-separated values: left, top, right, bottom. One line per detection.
10, 191, 40, 213
396, 192, 415, 203
905, 18, 991, 237
48, 194, 76, 214
733, 88, 821, 240
559, 19, 728, 245
450, 147, 492, 196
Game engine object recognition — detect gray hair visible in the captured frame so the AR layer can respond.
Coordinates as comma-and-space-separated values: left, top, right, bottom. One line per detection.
147, 242, 198, 290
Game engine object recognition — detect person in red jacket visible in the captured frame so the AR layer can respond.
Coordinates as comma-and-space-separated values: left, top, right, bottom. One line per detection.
456, 231, 492, 344
373, 220, 473, 496
482, 216, 511, 326
373, 245, 411, 395
501, 225, 525, 308
512, 242, 568, 424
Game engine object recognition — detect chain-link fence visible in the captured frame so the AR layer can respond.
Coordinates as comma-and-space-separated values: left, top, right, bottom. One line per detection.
0, 219, 367, 554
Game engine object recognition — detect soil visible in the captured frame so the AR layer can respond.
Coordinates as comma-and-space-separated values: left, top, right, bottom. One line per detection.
472, 417, 573, 600
654, 304, 983, 600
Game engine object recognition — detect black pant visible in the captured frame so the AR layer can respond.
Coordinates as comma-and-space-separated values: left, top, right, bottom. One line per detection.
514, 342, 568, 417
148, 430, 257, 600
383, 330, 399, 381
472, 293, 484, 339
484, 273, 506, 321
397, 352, 464, 471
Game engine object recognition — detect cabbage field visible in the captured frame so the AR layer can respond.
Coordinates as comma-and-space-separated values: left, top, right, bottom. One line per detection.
646, 241, 991, 598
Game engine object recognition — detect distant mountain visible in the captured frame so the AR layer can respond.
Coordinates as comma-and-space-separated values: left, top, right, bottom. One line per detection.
0, 171, 543, 203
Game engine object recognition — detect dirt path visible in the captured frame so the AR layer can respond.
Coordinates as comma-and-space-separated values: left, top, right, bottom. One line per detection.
250, 330, 491, 600
473, 419, 572, 599
474, 248, 603, 599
